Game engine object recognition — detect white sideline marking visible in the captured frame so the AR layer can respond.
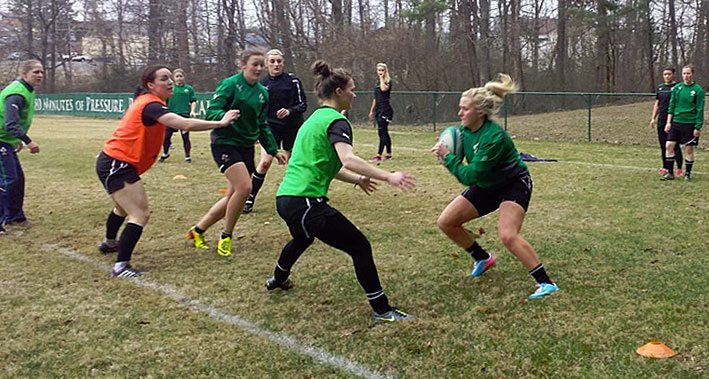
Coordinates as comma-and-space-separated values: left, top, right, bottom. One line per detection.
44, 244, 392, 379
358, 143, 708, 174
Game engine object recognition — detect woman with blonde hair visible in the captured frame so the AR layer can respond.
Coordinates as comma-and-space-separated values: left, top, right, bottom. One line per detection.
368, 63, 394, 161
0, 60, 43, 234
431, 74, 559, 299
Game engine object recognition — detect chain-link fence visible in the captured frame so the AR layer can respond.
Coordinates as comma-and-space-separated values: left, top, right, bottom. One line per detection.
34, 90, 707, 146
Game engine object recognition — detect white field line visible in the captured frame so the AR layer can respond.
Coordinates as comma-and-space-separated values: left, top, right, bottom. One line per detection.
357, 143, 708, 175
44, 244, 393, 379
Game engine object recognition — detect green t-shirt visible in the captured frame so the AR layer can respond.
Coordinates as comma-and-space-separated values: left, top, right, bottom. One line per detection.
0, 80, 36, 146
167, 83, 195, 116
207, 72, 278, 154
443, 119, 528, 188
667, 81, 705, 129
277, 106, 349, 198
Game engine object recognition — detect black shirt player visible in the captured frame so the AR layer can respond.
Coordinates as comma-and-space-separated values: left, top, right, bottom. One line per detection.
650, 67, 682, 176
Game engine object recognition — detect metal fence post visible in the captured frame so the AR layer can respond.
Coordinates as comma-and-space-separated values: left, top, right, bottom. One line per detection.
586, 94, 592, 142
432, 92, 438, 132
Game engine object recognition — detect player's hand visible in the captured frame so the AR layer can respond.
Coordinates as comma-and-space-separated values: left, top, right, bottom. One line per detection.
368, 111, 374, 122
649, 119, 656, 129
694, 129, 701, 138
664, 123, 672, 133
356, 176, 378, 195
27, 141, 40, 154
274, 152, 288, 165
431, 142, 450, 160
387, 171, 415, 190
219, 110, 240, 127
276, 108, 290, 119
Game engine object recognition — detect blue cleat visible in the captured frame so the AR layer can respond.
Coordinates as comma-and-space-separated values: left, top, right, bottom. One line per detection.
373, 308, 416, 322
469, 254, 496, 277
528, 282, 559, 299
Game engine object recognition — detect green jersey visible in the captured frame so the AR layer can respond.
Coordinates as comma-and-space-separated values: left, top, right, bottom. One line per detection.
667, 81, 705, 129
443, 119, 527, 188
167, 83, 195, 116
277, 106, 349, 198
207, 72, 278, 154
0, 80, 36, 146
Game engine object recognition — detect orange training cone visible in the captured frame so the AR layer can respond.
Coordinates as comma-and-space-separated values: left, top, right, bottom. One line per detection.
636, 340, 677, 358
218, 188, 228, 194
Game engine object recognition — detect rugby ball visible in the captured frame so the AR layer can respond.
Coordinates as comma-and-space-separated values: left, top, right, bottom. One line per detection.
438, 126, 463, 158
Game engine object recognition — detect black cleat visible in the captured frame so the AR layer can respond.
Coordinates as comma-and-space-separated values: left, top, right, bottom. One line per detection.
265, 277, 293, 291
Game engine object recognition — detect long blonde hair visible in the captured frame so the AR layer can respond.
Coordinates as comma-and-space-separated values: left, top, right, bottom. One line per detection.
376, 62, 391, 83
461, 74, 517, 118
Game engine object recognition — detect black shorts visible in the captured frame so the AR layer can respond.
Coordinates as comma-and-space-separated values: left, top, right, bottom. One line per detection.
271, 127, 298, 151
210, 144, 255, 174
276, 196, 336, 239
461, 173, 533, 216
668, 122, 700, 146
96, 151, 140, 194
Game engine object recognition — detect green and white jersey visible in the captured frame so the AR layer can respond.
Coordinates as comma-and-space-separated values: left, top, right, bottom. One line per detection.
443, 119, 527, 188
167, 83, 195, 116
207, 71, 278, 154
668, 81, 705, 129
277, 106, 350, 198
0, 80, 36, 146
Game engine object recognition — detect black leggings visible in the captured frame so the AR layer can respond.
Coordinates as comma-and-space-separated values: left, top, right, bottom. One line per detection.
376, 115, 392, 155
274, 196, 388, 309
163, 127, 191, 156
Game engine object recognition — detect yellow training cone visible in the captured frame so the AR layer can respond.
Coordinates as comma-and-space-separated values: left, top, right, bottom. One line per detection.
173, 174, 187, 180
636, 340, 677, 358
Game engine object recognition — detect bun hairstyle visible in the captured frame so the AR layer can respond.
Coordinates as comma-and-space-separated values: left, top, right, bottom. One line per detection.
240, 48, 265, 65
461, 73, 518, 118
134, 64, 169, 98
683, 64, 695, 73
311, 59, 352, 100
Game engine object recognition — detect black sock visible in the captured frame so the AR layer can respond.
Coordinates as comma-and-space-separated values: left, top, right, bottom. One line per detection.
685, 160, 693, 174
105, 210, 126, 240
194, 226, 205, 234
221, 232, 232, 240
250, 171, 266, 201
529, 263, 552, 285
367, 290, 391, 315
117, 223, 143, 263
273, 263, 290, 283
664, 156, 675, 172
466, 242, 490, 261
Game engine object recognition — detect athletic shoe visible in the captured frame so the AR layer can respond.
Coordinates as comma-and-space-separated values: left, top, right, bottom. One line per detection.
186, 226, 209, 250
185, 157, 192, 163
98, 241, 118, 254
265, 277, 293, 291
158, 153, 170, 162
373, 308, 416, 322
384, 155, 393, 161
469, 254, 496, 277
0, 224, 5, 235
658, 168, 668, 175
528, 282, 559, 299
675, 168, 683, 177
684, 172, 692, 182
371, 155, 382, 161
243, 199, 254, 214
112, 264, 142, 278
217, 236, 232, 257
660, 172, 674, 181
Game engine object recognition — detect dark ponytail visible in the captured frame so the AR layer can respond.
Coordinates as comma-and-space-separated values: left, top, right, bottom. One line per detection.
310, 60, 351, 100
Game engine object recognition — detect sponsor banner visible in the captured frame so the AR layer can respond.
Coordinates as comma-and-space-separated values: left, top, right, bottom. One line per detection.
34, 92, 214, 119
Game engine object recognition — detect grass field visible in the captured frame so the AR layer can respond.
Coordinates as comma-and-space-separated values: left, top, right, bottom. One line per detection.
1, 103, 707, 378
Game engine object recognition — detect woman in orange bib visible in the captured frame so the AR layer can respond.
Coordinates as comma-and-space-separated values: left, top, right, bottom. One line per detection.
96, 65, 239, 278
